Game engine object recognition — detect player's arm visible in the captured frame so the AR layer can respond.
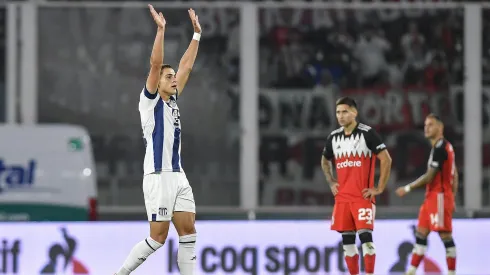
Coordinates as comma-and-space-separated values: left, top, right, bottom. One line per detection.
376, 150, 392, 193
145, 5, 166, 95
321, 156, 336, 184
403, 140, 447, 193
452, 165, 459, 196
364, 127, 392, 197
176, 9, 202, 96
321, 135, 339, 195
404, 167, 439, 191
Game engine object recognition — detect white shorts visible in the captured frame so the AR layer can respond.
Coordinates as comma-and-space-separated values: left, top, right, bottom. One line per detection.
143, 172, 195, 222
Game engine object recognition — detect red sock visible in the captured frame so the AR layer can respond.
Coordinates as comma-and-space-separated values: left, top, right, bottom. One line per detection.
410, 253, 424, 267
364, 254, 375, 274
447, 256, 456, 271
344, 254, 360, 275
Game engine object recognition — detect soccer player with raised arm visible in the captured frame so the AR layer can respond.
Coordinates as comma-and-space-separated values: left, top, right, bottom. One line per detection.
396, 114, 458, 275
321, 97, 392, 275
115, 5, 201, 275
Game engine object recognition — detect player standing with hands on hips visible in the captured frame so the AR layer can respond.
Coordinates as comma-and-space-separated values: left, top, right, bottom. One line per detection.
115, 4, 201, 275
321, 97, 392, 275
396, 114, 458, 275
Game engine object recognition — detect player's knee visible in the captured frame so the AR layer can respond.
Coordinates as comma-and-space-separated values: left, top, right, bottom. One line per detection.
177, 223, 196, 236
150, 222, 170, 244
416, 227, 429, 237
440, 233, 456, 257
341, 231, 356, 245
411, 231, 428, 255
439, 231, 452, 241
341, 231, 358, 257
358, 229, 373, 244
415, 231, 428, 246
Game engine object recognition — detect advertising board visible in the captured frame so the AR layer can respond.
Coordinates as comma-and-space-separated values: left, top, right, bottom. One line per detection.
0, 220, 489, 274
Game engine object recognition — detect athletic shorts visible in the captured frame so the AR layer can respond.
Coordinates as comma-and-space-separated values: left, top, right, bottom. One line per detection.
143, 172, 195, 222
418, 193, 454, 232
331, 200, 376, 232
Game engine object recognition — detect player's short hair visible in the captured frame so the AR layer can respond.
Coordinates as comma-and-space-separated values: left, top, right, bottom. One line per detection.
427, 113, 444, 125
161, 64, 173, 72
336, 97, 358, 109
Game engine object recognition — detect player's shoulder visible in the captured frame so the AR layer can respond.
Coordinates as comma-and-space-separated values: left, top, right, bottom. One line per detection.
329, 127, 344, 137
357, 123, 373, 133
436, 138, 454, 153
435, 138, 445, 148
435, 138, 452, 150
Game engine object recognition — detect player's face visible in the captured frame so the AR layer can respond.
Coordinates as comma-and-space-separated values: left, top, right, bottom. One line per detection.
424, 117, 441, 139
158, 67, 178, 96
336, 104, 356, 126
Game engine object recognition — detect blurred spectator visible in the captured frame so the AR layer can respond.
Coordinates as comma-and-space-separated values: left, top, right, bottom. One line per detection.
353, 26, 391, 87
424, 53, 448, 89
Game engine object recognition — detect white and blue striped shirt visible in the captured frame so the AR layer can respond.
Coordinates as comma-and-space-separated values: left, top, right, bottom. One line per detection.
139, 86, 183, 175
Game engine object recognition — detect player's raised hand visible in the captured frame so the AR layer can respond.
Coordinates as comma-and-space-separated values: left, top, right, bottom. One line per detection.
188, 8, 202, 34
148, 4, 166, 29
395, 186, 407, 197
362, 187, 381, 200
329, 181, 340, 196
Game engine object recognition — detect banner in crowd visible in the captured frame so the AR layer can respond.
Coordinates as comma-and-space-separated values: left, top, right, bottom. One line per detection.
259, 86, 490, 136
259, 86, 490, 205
1, 220, 489, 274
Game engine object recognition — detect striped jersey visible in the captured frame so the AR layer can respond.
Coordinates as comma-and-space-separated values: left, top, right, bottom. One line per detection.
323, 123, 387, 203
139, 86, 183, 175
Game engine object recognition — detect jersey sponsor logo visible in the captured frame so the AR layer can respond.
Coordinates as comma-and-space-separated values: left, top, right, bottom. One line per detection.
336, 159, 362, 169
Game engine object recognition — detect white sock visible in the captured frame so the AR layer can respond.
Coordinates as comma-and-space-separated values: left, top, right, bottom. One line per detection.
361, 242, 376, 256
343, 244, 359, 257
116, 237, 163, 275
178, 234, 197, 275
406, 265, 417, 275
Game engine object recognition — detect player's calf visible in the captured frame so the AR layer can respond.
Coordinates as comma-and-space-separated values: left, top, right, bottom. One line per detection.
358, 229, 375, 275
116, 221, 170, 275
406, 231, 429, 275
173, 211, 197, 275
341, 231, 360, 275
439, 232, 456, 275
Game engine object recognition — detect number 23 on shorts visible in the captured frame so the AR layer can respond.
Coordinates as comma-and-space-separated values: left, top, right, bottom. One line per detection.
356, 204, 375, 228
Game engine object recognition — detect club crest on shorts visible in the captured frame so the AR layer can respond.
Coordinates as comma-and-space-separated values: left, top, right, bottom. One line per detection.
159, 207, 168, 216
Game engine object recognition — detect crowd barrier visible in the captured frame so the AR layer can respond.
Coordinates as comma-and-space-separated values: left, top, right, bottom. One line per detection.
1, 220, 489, 274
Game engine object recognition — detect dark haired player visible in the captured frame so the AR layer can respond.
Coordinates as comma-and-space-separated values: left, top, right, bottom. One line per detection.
396, 114, 458, 275
115, 5, 201, 275
321, 97, 392, 275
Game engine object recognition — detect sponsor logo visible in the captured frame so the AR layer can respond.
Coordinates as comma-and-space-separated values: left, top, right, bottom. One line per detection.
0, 239, 20, 274
388, 225, 442, 273
0, 220, 488, 274
336, 159, 362, 169
40, 227, 89, 274
0, 159, 36, 192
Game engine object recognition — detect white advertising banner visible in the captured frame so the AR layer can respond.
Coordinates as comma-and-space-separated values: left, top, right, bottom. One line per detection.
0, 220, 489, 274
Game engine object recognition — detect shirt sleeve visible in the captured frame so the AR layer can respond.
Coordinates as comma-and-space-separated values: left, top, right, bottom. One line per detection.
365, 128, 387, 154
322, 134, 334, 160
430, 140, 448, 169
139, 86, 158, 111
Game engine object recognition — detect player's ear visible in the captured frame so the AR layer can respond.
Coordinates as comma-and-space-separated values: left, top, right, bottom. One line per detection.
351, 107, 358, 117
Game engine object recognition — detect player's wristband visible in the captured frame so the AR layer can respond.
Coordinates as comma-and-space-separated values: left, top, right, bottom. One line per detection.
193, 32, 201, 41
404, 185, 412, 193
